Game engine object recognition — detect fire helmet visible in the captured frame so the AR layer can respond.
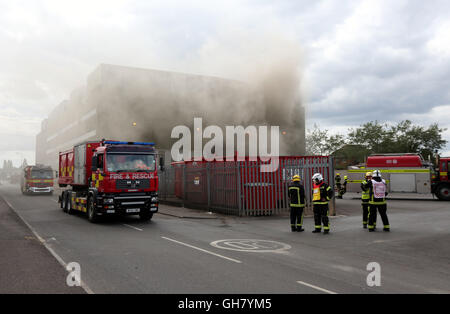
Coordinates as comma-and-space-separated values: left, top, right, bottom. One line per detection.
292, 175, 301, 182
372, 170, 382, 178
365, 172, 373, 177
312, 173, 323, 182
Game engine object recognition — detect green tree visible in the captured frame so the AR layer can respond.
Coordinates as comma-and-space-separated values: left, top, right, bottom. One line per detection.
347, 120, 447, 160
306, 124, 346, 155
347, 121, 391, 153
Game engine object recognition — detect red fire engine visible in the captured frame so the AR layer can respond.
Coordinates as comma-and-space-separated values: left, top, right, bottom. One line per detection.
362, 153, 450, 201
20, 165, 54, 195
431, 155, 450, 201
58, 140, 159, 222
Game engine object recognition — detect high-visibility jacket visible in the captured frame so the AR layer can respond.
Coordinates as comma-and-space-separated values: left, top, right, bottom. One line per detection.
312, 182, 333, 204
361, 180, 370, 201
368, 179, 387, 205
288, 182, 305, 207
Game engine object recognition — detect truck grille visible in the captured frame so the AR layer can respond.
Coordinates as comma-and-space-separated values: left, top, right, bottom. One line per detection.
32, 183, 52, 188
116, 179, 150, 190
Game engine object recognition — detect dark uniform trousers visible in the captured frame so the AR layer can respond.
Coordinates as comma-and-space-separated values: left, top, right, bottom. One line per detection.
313, 203, 330, 231
368, 204, 389, 229
362, 201, 370, 226
290, 206, 304, 229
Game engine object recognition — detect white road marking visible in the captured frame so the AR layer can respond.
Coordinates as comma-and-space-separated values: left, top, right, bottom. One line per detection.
296, 280, 338, 294
210, 239, 291, 253
2, 197, 94, 294
123, 224, 143, 232
162, 236, 242, 264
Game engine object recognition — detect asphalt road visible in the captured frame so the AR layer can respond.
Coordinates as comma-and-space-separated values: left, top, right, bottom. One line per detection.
1, 183, 449, 294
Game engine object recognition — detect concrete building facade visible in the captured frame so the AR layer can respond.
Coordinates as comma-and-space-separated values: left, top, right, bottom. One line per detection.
36, 64, 306, 169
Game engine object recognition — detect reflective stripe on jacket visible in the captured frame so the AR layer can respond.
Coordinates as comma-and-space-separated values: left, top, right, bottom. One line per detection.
288, 182, 305, 207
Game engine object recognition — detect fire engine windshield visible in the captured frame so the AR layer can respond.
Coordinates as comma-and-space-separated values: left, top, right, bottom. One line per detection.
31, 170, 53, 179
106, 154, 156, 172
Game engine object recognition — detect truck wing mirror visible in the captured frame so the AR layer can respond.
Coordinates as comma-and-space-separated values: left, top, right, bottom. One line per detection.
92, 156, 98, 171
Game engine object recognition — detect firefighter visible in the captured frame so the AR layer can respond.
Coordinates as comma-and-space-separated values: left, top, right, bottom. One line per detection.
342, 175, 348, 196
361, 172, 372, 229
335, 173, 342, 198
312, 173, 333, 234
367, 170, 390, 232
288, 175, 305, 232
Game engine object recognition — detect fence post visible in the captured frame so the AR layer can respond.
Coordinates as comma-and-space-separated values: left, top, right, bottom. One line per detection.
236, 161, 242, 216
182, 164, 186, 208
329, 156, 336, 216
207, 163, 211, 210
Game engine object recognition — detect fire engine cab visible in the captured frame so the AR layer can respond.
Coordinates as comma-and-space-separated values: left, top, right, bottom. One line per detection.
58, 140, 159, 222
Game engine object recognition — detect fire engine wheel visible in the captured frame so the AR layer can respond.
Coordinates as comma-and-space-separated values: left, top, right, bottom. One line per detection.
64, 193, 74, 214
62, 193, 68, 212
139, 211, 153, 221
436, 184, 450, 201
87, 197, 99, 223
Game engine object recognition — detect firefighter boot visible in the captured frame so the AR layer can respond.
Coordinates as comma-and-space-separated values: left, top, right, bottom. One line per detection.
296, 227, 305, 232
383, 225, 390, 232
312, 229, 321, 233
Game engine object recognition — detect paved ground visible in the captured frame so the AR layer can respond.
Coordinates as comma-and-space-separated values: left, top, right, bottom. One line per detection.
0, 196, 85, 294
0, 183, 449, 294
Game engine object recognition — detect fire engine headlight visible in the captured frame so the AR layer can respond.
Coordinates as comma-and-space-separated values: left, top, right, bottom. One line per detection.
151, 197, 158, 203
104, 198, 114, 204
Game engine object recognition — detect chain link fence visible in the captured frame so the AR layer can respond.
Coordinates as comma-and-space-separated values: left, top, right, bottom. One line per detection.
159, 156, 335, 216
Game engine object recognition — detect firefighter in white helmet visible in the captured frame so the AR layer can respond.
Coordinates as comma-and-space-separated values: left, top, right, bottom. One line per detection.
367, 170, 390, 232
311, 173, 333, 234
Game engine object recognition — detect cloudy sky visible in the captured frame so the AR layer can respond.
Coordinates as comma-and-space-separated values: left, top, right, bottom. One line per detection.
1, 0, 450, 166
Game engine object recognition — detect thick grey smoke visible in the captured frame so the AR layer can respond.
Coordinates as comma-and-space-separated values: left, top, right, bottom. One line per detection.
191, 30, 305, 155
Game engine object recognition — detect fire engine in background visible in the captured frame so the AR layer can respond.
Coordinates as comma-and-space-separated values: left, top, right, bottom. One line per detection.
347, 153, 450, 201
431, 155, 450, 201
20, 165, 54, 195
58, 140, 160, 222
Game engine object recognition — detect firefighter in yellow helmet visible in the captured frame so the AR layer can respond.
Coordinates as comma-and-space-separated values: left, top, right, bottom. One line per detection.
288, 175, 306, 232
335, 173, 342, 198
361, 172, 372, 228
337, 175, 348, 198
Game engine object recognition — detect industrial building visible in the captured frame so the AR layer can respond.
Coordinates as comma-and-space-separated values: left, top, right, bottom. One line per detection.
36, 64, 306, 169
